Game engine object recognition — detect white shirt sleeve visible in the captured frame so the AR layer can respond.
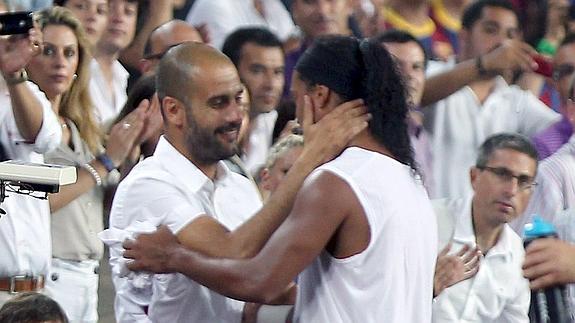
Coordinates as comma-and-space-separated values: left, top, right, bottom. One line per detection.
27, 81, 62, 154
517, 90, 561, 137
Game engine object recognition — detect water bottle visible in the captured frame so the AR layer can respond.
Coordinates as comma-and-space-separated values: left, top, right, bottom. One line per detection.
524, 217, 570, 323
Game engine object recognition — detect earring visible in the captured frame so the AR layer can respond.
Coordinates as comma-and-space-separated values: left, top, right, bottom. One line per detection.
73, 74, 78, 80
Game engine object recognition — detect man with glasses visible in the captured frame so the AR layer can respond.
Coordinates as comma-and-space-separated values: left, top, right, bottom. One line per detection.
531, 34, 575, 160
432, 133, 537, 322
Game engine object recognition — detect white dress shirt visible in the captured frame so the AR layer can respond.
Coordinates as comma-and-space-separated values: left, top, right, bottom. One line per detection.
107, 136, 262, 323
514, 135, 575, 235
432, 197, 530, 323
0, 81, 62, 276
89, 59, 129, 127
424, 61, 560, 199
186, 0, 295, 49
242, 110, 278, 176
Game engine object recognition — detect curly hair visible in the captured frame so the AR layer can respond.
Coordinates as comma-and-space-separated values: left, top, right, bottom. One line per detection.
295, 35, 416, 172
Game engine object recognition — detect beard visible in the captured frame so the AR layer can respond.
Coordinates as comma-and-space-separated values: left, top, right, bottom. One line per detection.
184, 111, 241, 165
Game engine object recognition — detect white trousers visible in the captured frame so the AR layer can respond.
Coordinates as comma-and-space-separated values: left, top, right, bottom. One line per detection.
44, 258, 99, 323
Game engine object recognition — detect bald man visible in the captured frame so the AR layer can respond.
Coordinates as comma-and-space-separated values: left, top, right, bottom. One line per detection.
106, 42, 368, 322
139, 20, 203, 75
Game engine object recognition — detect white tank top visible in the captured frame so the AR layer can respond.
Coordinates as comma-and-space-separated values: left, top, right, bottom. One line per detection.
293, 147, 438, 323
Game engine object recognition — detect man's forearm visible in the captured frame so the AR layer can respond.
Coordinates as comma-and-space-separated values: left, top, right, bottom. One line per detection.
421, 59, 479, 107
217, 150, 322, 259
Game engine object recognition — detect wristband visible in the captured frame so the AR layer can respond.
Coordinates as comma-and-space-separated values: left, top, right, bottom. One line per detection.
96, 153, 117, 173
4, 69, 28, 85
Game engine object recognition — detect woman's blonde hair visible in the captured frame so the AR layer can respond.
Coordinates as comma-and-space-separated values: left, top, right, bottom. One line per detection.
35, 7, 102, 154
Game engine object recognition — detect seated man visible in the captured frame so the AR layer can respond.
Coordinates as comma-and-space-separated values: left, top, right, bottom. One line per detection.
432, 133, 536, 322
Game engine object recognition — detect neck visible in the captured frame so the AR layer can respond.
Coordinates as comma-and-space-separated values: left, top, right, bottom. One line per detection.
49, 94, 62, 115
347, 130, 393, 158
164, 133, 219, 180
471, 199, 503, 253
388, 0, 430, 22
94, 45, 119, 65
468, 77, 498, 104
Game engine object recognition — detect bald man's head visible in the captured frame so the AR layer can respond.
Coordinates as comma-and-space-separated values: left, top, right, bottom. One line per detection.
156, 42, 234, 107
141, 20, 203, 74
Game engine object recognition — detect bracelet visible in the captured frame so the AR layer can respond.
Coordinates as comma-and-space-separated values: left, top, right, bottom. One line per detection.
82, 163, 102, 187
96, 153, 117, 173
4, 69, 28, 85
475, 56, 489, 77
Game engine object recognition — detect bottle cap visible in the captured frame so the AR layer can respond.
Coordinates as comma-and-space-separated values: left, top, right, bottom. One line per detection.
524, 216, 556, 238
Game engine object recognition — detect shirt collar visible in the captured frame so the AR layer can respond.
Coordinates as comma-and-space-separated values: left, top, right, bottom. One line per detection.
453, 195, 513, 260
153, 136, 233, 194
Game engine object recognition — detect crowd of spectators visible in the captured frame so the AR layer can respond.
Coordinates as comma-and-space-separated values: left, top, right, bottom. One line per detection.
0, 0, 574, 322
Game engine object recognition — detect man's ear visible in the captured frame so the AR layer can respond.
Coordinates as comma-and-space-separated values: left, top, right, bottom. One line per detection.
470, 167, 480, 191
308, 85, 331, 120
162, 96, 185, 128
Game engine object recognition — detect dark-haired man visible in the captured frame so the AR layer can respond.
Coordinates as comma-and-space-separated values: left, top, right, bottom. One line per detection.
222, 27, 285, 175
530, 35, 575, 160
91, 0, 138, 126
424, 0, 559, 199
106, 41, 368, 322
432, 133, 535, 322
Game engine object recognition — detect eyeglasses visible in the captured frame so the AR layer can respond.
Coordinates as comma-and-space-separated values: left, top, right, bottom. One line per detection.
552, 64, 575, 81
477, 166, 537, 190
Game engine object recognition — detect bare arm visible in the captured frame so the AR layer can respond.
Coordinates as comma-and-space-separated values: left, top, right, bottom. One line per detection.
421, 39, 538, 107
0, 30, 46, 142
175, 97, 369, 259
125, 170, 358, 303
119, 0, 176, 70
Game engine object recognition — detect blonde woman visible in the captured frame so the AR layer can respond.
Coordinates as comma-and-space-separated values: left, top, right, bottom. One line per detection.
25, 7, 147, 322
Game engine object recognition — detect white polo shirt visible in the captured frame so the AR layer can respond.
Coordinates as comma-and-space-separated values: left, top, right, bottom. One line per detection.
108, 136, 262, 323
432, 197, 530, 323
0, 81, 62, 276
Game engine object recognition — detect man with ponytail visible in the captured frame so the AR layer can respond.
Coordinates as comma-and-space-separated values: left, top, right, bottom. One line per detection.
123, 36, 438, 322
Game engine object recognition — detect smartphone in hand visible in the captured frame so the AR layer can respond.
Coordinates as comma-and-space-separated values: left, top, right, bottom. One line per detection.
0, 12, 33, 35
532, 54, 553, 78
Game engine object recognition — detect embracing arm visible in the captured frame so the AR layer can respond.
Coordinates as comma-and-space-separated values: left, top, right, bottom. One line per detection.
174, 98, 369, 259
126, 171, 358, 303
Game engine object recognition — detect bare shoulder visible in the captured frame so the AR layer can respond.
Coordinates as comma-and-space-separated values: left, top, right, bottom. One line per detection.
295, 169, 359, 215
